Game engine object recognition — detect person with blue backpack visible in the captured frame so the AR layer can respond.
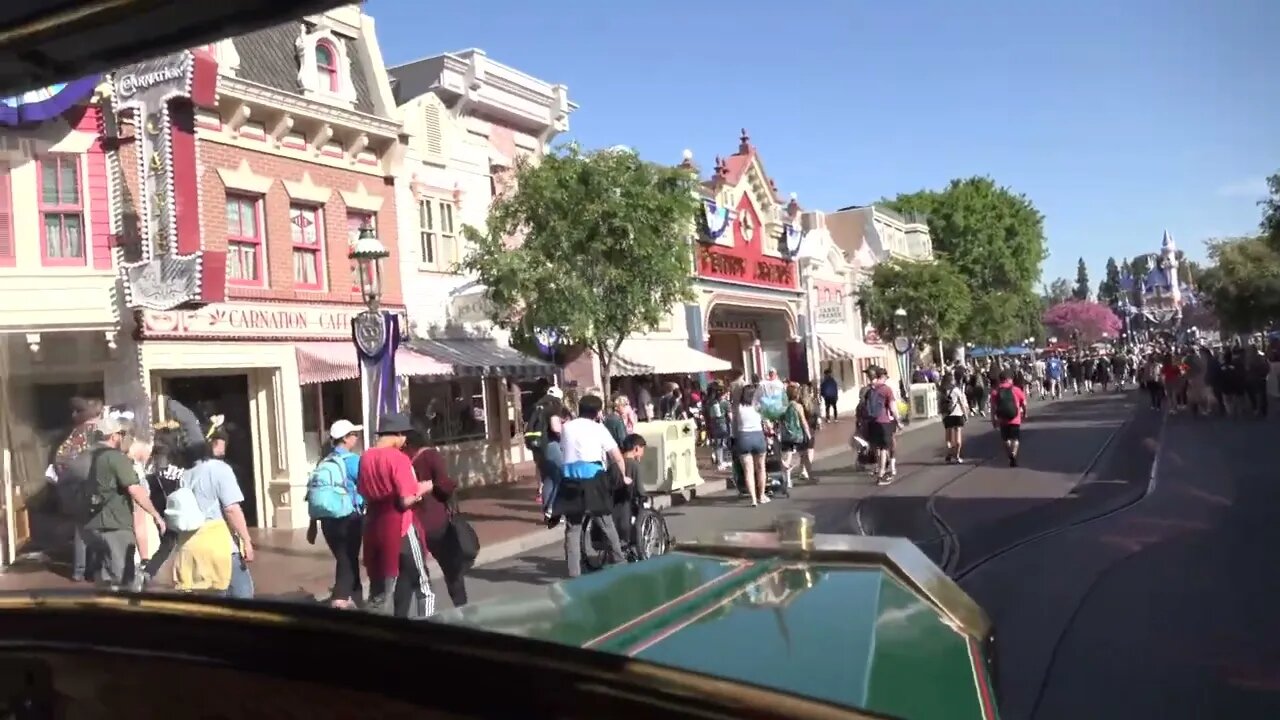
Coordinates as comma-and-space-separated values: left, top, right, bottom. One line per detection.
306, 419, 365, 609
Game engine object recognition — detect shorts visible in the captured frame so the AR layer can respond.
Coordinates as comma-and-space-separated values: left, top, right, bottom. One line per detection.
735, 431, 767, 456
999, 424, 1021, 442
942, 415, 966, 430
867, 422, 895, 450
781, 438, 811, 452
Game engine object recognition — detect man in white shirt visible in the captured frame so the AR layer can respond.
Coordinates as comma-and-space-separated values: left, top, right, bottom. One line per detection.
556, 394, 630, 577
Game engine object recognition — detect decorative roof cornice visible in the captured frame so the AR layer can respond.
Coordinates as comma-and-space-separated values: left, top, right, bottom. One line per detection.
219, 75, 401, 138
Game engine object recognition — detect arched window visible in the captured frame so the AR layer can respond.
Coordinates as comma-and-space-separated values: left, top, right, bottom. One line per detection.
315, 40, 339, 92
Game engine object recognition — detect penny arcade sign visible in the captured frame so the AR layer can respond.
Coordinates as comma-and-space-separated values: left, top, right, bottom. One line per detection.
697, 245, 797, 291
114, 50, 221, 311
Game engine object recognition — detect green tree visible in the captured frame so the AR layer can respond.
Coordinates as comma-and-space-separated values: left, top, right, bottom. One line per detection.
1073, 258, 1090, 300
967, 290, 1041, 346
1261, 171, 1280, 252
1198, 236, 1280, 333
881, 176, 1048, 337
1097, 257, 1122, 307
1043, 277, 1073, 306
861, 258, 972, 347
460, 145, 701, 396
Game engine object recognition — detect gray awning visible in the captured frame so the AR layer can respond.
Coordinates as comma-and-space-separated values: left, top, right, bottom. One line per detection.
406, 338, 555, 379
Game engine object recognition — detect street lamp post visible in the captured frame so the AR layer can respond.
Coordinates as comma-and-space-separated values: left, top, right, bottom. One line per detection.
349, 226, 400, 448
891, 307, 911, 407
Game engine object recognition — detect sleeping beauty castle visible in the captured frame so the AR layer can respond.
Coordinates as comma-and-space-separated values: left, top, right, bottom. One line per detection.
1118, 230, 1198, 333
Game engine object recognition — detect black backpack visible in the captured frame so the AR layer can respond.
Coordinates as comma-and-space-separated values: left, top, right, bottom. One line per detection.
62, 447, 112, 522
994, 387, 1020, 421
523, 403, 551, 452
941, 388, 957, 415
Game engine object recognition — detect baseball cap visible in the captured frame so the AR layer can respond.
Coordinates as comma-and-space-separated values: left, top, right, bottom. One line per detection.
329, 419, 363, 440
546, 386, 564, 399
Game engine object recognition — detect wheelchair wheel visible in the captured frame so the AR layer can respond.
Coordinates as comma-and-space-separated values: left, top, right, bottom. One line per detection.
634, 508, 670, 560
580, 521, 608, 572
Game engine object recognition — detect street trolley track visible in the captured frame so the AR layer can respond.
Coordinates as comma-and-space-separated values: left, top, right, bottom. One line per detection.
851, 394, 1145, 576
945, 408, 1143, 580
1015, 411, 1167, 720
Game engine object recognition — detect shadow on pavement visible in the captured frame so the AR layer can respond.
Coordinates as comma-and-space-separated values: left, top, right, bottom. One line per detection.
964, 413, 1280, 720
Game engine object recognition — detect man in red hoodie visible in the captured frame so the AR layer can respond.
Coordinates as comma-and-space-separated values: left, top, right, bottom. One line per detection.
989, 370, 1028, 467
356, 412, 433, 617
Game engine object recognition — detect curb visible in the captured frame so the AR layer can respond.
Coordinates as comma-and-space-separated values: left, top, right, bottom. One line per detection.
460, 414, 946, 571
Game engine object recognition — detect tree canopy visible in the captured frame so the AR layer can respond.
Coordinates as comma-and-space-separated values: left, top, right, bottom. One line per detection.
1198, 236, 1280, 334
1097, 257, 1122, 307
861, 258, 972, 346
1043, 300, 1122, 345
882, 177, 1047, 291
881, 176, 1047, 338
1044, 277, 1073, 306
1194, 168, 1280, 333
1072, 258, 1090, 300
460, 144, 701, 396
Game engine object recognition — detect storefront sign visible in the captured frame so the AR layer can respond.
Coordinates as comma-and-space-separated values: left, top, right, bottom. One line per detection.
116, 50, 220, 311
140, 303, 369, 340
815, 303, 845, 326
697, 246, 797, 290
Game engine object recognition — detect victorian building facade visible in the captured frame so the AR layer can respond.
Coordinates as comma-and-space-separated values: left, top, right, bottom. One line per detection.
794, 210, 894, 410
387, 49, 571, 482
109, 7, 436, 530
0, 80, 121, 565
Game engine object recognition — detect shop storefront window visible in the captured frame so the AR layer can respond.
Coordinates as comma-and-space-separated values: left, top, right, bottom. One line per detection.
408, 377, 486, 445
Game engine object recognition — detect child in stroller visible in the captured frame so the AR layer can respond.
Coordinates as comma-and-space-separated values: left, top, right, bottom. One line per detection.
582, 434, 671, 571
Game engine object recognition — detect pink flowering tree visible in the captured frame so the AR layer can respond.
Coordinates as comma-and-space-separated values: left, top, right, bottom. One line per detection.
1042, 300, 1123, 344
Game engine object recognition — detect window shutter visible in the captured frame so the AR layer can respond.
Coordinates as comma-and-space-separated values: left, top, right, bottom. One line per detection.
422, 101, 443, 156
0, 165, 13, 263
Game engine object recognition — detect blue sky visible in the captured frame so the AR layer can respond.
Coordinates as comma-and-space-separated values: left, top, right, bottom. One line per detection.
369, 0, 1279, 284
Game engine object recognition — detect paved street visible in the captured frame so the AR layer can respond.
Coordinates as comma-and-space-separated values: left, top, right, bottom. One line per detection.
442, 390, 1138, 607
962, 410, 1280, 720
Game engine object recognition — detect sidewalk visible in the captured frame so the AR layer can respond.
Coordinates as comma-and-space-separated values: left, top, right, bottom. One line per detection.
0, 410, 940, 598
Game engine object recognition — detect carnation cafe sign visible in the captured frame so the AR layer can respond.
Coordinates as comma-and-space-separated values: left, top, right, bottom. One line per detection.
140, 303, 373, 339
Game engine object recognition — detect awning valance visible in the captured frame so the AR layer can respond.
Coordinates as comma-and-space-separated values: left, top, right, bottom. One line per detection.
295, 342, 452, 385
817, 335, 885, 361
405, 338, 555, 379
610, 339, 733, 376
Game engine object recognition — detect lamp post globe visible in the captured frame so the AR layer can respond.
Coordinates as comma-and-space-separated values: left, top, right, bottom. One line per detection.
349, 225, 390, 313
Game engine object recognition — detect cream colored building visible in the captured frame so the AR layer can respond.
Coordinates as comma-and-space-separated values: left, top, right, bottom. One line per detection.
795, 211, 894, 411
387, 49, 574, 483
826, 204, 933, 263
0, 86, 136, 565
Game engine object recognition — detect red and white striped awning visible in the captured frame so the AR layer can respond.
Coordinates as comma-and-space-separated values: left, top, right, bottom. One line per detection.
295, 342, 452, 385
817, 335, 885, 361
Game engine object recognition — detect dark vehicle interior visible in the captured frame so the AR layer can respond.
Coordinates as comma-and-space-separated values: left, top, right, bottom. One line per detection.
0, 594, 893, 720
0, 0, 350, 96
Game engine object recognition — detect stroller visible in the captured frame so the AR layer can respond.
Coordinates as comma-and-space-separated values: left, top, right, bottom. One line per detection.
581, 494, 672, 572
727, 432, 789, 498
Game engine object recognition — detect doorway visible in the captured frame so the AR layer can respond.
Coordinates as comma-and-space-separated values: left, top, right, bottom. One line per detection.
162, 374, 259, 527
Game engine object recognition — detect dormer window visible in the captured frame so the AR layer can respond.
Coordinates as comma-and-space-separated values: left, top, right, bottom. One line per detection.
316, 40, 339, 92
296, 27, 357, 107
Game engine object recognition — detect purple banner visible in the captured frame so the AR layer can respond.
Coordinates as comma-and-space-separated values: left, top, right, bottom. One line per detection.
0, 76, 100, 126
354, 311, 401, 439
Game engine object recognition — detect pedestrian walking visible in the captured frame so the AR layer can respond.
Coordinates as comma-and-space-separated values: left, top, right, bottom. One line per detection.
940, 375, 969, 464
990, 371, 1028, 467
306, 419, 365, 609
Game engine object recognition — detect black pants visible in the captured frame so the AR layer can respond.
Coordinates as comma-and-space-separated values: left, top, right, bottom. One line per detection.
368, 533, 430, 618
144, 530, 180, 577
823, 397, 838, 420
1146, 381, 1163, 409
320, 514, 364, 603
425, 528, 468, 608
